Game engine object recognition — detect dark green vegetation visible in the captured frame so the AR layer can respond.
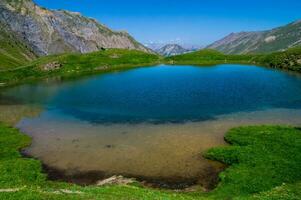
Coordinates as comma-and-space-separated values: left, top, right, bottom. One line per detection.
165, 47, 301, 72
164, 49, 255, 65
0, 49, 161, 86
0, 122, 301, 199
0, 22, 36, 69
207, 19, 301, 54
256, 47, 301, 72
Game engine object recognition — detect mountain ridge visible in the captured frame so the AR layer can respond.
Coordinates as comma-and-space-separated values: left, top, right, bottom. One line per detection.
0, 0, 152, 58
157, 44, 190, 56
207, 19, 301, 54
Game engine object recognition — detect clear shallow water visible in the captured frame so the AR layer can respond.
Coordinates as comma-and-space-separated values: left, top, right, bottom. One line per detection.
2, 64, 301, 188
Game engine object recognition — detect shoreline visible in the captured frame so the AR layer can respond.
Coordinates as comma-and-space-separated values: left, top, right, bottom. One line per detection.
0, 47, 300, 88
1, 122, 301, 199
21, 150, 224, 191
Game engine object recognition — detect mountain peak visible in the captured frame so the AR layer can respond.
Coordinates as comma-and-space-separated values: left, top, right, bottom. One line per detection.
157, 44, 189, 56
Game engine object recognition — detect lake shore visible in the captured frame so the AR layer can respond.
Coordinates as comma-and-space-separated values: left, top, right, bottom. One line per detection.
0, 47, 301, 88
13, 108, 301, 190
1, 122, 301, 199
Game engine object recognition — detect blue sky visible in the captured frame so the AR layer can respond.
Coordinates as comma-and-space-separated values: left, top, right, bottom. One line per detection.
35, 0, 301, 46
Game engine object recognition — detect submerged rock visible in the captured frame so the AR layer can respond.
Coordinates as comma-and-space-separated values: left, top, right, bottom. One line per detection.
96, 175, 135, 186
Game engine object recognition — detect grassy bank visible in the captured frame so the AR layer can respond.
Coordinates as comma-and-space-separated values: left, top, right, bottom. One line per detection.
0, 49, 161, 86
164, 47, 301, 72
1, 47, 301, 87
164, 49, 257, 66
1, 123, 301, 199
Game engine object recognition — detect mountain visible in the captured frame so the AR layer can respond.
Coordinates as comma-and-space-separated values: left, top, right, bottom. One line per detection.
0, 21, 36, 69
207, 20, 301, 54
157, 44, 189, 56
0, 0, 151, 58
144, 43, 166, 51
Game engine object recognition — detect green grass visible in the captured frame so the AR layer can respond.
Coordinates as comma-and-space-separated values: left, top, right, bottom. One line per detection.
0, 23, 36, 70
1, 123, 301, 199
255, 47, 301, 72
163, 49, 258, 65
0, 49, 161, 86
205, 126, 301, 199
164, 47, 301, 73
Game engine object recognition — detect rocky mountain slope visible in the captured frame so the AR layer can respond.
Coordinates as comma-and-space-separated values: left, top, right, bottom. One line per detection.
207, 20, 301, 54
0, 21, 36, 69
157, 44, 189, 56
0, 0, 151, 58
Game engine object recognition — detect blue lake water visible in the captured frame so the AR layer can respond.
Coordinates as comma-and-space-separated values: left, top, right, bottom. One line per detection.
2, 64, 301, 188
3, 64, 301, 124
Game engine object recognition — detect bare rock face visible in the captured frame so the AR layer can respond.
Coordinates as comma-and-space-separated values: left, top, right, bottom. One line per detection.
0, 0, 152, 56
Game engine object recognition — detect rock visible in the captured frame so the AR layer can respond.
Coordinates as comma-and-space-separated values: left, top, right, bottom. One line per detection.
41, 61, 61, 71
104, 144, 115, 148
0, 0, 152, 56
264, 36, 276, 43
0, 188, 20, 192
297, 59, 301, 65
110, 54, 120, 59
95, 66, 109, 71
59, 189, 83, 194
96, 175, 135, 186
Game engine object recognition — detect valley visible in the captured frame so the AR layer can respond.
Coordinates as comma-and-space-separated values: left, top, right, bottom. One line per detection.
0, 0, 301, 200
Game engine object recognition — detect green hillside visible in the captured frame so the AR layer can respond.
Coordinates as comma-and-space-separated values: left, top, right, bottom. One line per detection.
256, 47, 301, 72
164, 49, 256, 65
0, 49, 161, 86
0, 23, 36, 70
165, 47, 301, 72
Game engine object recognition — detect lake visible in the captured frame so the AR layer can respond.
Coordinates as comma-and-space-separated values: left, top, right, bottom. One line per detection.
1, 64, 301, 188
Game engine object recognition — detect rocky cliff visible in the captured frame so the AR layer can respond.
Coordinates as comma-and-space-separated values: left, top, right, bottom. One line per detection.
0, 0, 152, 56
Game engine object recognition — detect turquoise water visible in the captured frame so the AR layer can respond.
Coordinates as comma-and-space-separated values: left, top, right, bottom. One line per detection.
3, 64, 301, 124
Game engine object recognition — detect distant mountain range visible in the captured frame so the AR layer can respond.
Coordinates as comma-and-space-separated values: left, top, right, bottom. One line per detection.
0, 0, 151, 60
207, 20, 301, 54
1, 0, 301, 69
156, 44, 191, 56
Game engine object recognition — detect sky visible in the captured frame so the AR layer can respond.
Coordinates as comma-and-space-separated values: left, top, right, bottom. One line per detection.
35, 0, 301, 46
